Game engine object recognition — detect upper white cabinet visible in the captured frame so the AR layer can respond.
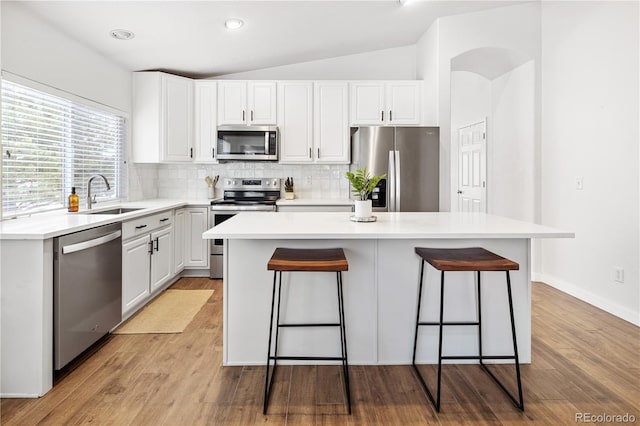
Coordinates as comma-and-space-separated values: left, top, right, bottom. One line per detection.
279, 81, 350, 164
278, 81, 314, 163
133, 72, 194, 163
194, 81, 218, 163
314, 81, 350, 163
218, 81, 277, 126
350, 81, 422, 126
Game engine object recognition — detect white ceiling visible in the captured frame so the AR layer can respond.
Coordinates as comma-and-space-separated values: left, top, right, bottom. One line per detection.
17, 1, 523, 78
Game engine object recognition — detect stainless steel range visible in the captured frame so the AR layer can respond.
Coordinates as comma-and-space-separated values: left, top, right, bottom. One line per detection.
209, 178, 280, 278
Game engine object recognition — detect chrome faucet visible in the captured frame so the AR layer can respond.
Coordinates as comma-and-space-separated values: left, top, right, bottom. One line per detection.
87, 174, 111, 209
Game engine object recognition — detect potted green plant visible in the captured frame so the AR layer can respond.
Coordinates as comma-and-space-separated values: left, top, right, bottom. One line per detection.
345, 167, 386, 219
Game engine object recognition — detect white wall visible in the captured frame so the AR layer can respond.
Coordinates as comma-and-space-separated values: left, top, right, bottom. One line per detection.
1, 2, 156, 202
417, 2, 541, 212
416, 20, 439, 126
214, 45, 417, 80
490, 61, 535, 222
539, 1, 639, 325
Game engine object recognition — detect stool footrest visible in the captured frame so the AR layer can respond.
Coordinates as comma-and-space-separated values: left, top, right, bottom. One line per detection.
419, 321, 479, 326
269, 356, 345, 361
441, 355, 516, 360
278, 323, 341, 328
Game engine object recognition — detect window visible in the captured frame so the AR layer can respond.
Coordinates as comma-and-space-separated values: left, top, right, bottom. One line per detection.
1, 78, 126, 217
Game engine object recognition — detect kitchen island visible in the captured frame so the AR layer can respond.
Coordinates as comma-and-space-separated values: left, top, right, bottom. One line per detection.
203, 212, 572, 366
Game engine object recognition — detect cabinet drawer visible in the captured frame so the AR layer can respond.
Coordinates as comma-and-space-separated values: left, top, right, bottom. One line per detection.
122, 210, 174, 240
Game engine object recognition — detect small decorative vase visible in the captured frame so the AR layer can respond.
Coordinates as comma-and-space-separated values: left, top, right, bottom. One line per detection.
284, 191, 295, 200
354, 199, 372, 219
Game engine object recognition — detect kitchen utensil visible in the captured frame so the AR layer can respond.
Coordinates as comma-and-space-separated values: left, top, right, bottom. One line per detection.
205, 176, 213, 187
213, 175, 219, 188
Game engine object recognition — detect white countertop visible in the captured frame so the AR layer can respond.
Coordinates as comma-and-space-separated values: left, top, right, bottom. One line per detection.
202, 212, 574, 240
275, 198, 354, 206
0, 199, 211, 240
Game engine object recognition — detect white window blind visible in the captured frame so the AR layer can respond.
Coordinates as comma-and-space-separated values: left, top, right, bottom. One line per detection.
2, 79, 126, 217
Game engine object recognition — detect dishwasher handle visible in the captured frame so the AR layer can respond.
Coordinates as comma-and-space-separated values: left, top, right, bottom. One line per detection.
61, 230, 122, 255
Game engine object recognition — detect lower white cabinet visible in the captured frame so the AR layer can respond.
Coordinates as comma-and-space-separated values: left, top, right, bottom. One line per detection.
174, 208, 186, 273
122, 210, 175, 318
184, 207, 209, 268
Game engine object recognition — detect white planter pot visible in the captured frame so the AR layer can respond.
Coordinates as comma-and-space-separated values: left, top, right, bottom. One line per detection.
354, 199, 373, 219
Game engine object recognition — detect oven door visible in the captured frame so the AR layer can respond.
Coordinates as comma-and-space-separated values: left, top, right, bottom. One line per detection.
209, 211, 237, 279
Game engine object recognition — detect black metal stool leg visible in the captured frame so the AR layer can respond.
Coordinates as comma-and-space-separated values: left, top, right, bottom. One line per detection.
506, 271, 524, 411
263, 271, 279, 414
477, 271, 483, 366
337, 271, 351, 414
435, 270, 445, 412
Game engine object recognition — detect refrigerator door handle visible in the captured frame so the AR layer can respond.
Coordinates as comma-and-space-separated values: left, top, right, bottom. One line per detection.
394, 150, 401, 212
388, 150, 396, 212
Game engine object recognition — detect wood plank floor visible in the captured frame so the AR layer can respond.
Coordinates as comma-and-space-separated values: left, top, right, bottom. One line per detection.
2, 278, 638, 425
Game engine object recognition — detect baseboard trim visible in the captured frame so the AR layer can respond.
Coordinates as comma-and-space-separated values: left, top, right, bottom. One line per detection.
534, 273, 640, 326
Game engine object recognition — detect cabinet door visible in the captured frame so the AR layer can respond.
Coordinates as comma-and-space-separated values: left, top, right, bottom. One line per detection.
122, 235, 151, 316
314, 82, 350, 163
278, 82, 313, 163
163, 74, 194, 161
194, 81, 218, 163
218, 81, 247, 125
185, 207, 209, 268
248, 82, 277, 125
350, 82, 385, 125
150, 226, 174, 292
174, 209, 186, 274
386, 81, 422, 125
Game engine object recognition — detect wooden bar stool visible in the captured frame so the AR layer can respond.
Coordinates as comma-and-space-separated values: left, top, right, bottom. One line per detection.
412, 247, 524, 412
263, 248, 351, 415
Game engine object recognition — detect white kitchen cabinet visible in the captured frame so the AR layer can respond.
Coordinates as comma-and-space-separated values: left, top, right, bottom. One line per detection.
174, 208, 186, 274
350, 81, 422, 126
121, 209, 176, 318
122, 234, 152, 315
132, 72, 194, 163
150, 226, 174, 292
314, 81, 350, 163
278, 81, 314, 163
217, 81, 276, 126
184, 207, 209, 268
194, 81, 218, 163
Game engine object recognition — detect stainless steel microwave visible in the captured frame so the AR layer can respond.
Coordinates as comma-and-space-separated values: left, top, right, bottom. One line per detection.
216, 126, 278, 161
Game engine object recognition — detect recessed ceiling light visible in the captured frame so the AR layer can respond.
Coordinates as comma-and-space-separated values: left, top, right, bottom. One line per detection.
225, 18, 244, 30
110, 29, 135, 40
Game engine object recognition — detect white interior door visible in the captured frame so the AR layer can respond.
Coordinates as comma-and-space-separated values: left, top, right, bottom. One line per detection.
457, 120, 487, 212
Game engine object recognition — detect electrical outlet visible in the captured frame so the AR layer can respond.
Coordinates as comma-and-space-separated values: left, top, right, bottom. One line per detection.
575, 177, 583, 190
614, 267, 625, 283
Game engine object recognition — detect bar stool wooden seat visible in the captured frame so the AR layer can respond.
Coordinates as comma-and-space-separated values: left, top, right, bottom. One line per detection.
263, 248, 351, 415
412, 247, 524, 412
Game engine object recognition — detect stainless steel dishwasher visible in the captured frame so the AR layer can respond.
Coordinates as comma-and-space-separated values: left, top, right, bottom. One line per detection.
53, 222, 122, 370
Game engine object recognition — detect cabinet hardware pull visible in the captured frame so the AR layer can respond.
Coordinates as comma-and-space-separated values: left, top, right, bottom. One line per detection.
148, 240, 154, 255
160, 218, 169, 222
251, 110, 254, 121
154, 237, 159, 252
242, 110, 245, 121
317, 147, 320, 158
212, 148, 215, 158
135, 224, 147, 230
390, 110, 393, 121
381, 111, 384, 122
190, 147, 193, 158
309, 147, 312, 159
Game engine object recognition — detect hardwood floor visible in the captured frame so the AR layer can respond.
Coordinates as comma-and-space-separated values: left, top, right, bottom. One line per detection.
2, 278, 638, 425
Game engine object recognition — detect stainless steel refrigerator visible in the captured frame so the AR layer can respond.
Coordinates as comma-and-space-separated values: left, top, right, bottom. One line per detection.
350, 126, 439, 212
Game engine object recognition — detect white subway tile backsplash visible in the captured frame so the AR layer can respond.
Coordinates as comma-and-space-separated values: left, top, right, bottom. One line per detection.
154, 163, 350, 199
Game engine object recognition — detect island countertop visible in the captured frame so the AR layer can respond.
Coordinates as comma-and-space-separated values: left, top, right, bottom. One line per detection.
203, 211, 573, 240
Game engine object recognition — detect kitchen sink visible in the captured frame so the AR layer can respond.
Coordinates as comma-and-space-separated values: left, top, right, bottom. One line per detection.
83, 207, 144, 215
